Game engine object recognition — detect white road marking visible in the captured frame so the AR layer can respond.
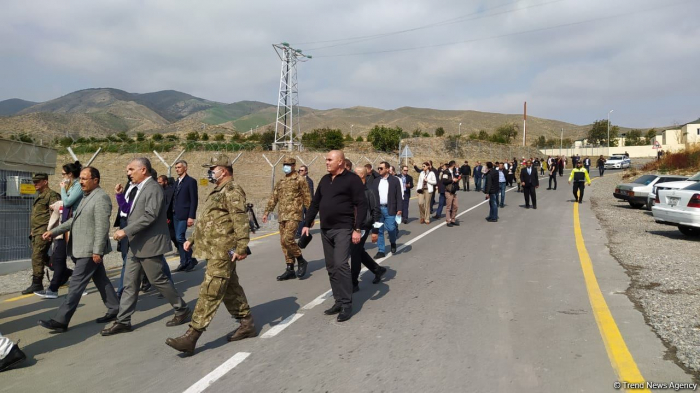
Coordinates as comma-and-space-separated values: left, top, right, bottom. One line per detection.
301, 290, 333, 310
182, 352, 251, 393
261, 312, 305, 338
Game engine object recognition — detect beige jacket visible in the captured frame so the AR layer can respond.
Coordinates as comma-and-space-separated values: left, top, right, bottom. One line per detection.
48, 201, 64, 240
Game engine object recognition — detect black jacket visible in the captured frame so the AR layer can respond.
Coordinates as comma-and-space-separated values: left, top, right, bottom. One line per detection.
370, 175, 403, 216
459, 164, 471, 176
483, 169, 500, 194
520, 167, 539, 187
400, 174, 414, 197
172, 174, 198, 220
361, 184, 381, 233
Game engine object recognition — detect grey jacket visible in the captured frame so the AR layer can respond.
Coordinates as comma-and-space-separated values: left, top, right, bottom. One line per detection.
52, 187, 112, 258
123, 177, 172, 258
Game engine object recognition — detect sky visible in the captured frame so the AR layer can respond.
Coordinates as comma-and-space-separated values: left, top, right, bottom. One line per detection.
1, 0, 699, 128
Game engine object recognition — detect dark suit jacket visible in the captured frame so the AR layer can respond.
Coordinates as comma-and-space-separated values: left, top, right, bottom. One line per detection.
473, 165, 483, 179
520, 167, 539, 187
163, 185, 175, 222
400, 174, 413, 198
173, 174, 198, 220
305, 176, 314, 197
370, 175, 403, 216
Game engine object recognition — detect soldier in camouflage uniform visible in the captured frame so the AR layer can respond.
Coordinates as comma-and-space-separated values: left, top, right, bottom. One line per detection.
262, 157, 312, 280
23, 173, 61, 295
166, 154, 255, 356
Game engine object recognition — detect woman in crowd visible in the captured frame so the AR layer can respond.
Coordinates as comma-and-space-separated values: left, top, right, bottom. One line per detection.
547, 158, 558, 190
416, 162, 437, 224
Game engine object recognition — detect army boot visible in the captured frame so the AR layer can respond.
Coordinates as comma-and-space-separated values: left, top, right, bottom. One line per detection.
21, 276, 43, 295
296, 255, 308, 278
227, 315, 257, 342
276, 264, 296, 281
165, 327, 202, 356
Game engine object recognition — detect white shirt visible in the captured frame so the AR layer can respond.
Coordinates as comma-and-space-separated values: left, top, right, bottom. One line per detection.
378, 177, 389, 205
129, 177, 151, 215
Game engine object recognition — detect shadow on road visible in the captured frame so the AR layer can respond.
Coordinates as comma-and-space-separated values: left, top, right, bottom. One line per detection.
352, 267, 395, 314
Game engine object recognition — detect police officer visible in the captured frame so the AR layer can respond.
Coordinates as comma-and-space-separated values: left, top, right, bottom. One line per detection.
23, 173, 61, 295
262, 157, 312, 280
568, 161, 592, 203
166, 154, 256, 356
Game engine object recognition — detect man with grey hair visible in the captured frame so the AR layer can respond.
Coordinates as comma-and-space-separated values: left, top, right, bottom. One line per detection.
102, 158, 190, 336
172, 159, 199, 272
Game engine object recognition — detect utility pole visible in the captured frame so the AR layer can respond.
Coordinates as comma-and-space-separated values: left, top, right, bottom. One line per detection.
523, 101, 527, 147
458, 122, 462, 137
607, 109, 614, 149
272, 43, 312, 151
560, 127, 563, 156
351, 124, 354, 139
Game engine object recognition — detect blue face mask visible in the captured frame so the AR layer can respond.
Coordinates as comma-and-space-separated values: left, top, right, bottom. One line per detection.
283, 165, 292, 174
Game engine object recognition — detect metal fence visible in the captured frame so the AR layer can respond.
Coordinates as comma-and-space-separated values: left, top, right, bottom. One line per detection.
0, 170, 35, 263
537, 146, 610, 158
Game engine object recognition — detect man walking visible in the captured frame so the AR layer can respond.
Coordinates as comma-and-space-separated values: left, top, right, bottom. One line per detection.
301, 150, 366, 322
38, 167, 120, 332
399, 166, 413, 224
520, 160, 539, 209
263, 157, 312, 280
459, 161, 471, 191
473, 162, 483, 192
583, 156, 592, 174
498, 162, 508, 208
296, 165, 314, 238
569, 161, 592, 203
442, 161, 460, 227
172, 160, 198, 272
103, 158, 190, 336
166, 154, 256, 356
483, 162, 500, 222
371, 161, 402, 258
23, 173, 60, 295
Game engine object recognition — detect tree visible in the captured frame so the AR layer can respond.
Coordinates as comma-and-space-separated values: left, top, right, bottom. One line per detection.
412, 128, 422, 137
344, 133, 353, 142
201, 133, 209, 141
625, 129, 643, 146
355, 135, 364, 142
152, 133, 164, 141
116, 132, 131, 142
367, 125, 401, 152
477, 130, 490, 140
468, 132, 479, 140
401, 132, 410, 139
421, 132, 431, 138
186, 131, 200, 141
301, 127, 345, 150
136, 132, 146, 142
260, 129, 275, 150
495, 123, 518, 143
645, 128, 657, 145
587, 119, 619, 146
435, 127, 445, 137
532, 135, 546, 147
213, 133, 225, 141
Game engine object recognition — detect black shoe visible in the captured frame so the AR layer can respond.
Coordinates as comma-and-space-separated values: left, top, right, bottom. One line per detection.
452, 221, 460, 226
487, 218, 498, 222
432, 215, 440, 219
554, 188, 557, 190
500, 204, 504, 208
95, 313, 118, 323
525, 205, 530, 209
140, 283, 152, 293
337, 306, 353, 322
446, 222, 453, 227
324, 303, 342, 315
390, 243, 397, 254
373, 267, 387, 284
277, 265, 297, 281
21, 278, 43, 295
101, 322, 132, 336
38, 319, 67, 332
533, 206, 537, 209
185, 259, 199, 272
0, 344, 26, 372
352, 285, 359, 293
546, 188, 552, 190
374, 252, 386, 259
174, 264, 187, 272
296, 256, 308, 278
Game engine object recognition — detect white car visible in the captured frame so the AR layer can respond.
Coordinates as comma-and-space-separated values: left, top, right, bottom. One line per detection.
604, 155, 631, 169
652, 182, 700, 237
648, 172, 700, 210
614, 174, 688, 209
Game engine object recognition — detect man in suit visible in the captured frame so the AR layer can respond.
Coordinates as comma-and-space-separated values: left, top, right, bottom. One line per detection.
459, 161, 471, 191
520, 160, 539, 209
38, 167, 120, 332
473, 162, 483, 192
158, 175, 178, 250
102, 158, 190, 336
370, 161, 402, 258
172, 160, 198, 272
399, 165, 413, 223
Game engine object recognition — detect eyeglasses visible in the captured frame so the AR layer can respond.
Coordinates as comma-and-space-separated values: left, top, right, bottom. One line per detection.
378, 167, 386, 170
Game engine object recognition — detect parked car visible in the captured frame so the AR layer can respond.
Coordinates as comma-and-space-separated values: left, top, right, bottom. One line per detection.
604, 155, 631, 169
647, 172, 700, 210
614, 174, 688, 209
652, 182, 700, 237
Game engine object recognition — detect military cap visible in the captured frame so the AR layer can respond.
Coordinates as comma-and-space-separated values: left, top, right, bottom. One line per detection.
202, 154, 232, 168
32, 173, 49, 181
283, 157, 296, 165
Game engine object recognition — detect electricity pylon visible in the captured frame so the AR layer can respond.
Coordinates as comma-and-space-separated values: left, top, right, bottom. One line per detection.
272, 42, 311, 151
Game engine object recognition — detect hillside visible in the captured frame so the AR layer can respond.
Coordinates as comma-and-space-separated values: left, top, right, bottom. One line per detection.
0, 98, 38, 116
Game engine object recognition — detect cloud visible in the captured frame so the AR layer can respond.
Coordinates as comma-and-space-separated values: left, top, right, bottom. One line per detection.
1, 0, 698, 127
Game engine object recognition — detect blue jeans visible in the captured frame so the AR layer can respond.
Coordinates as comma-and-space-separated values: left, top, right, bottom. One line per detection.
488, 194, 499, 220
173, 217, 192, 267
499, 182, 507, 206
377, 206, 398, 253
435, 193, 446, 217
475, 177, 482, 191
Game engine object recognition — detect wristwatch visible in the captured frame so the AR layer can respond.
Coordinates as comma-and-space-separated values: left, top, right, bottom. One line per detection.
353, 228, 361, 233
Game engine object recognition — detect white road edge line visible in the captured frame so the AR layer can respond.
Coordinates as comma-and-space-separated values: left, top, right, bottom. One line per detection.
261, 313, 305, 338
302, 290, 333, 310
183, 352, 251, 393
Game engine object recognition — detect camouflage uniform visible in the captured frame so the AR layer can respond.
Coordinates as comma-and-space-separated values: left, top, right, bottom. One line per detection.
264, 162, 311, 265
188, 177, 251, 331
30, 183, 60, 280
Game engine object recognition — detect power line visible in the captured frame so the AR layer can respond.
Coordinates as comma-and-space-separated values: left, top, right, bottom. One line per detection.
313, 0, 695, 59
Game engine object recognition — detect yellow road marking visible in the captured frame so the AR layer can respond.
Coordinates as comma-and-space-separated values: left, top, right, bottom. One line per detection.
573, 200, 648, 391
3, 294, 33, 303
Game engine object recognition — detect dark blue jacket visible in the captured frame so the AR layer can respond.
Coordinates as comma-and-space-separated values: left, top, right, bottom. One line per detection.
473, 165, 483, 179
172, 174, 198, 221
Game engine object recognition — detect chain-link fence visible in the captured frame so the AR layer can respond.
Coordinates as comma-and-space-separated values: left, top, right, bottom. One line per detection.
0, 170, 35, 262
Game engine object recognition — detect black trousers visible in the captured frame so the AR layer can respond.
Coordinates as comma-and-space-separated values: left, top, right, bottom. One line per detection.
598, 167, 605, 176
548, 174, 557, 189
573, 182, 585, 202
350, 231, 380, 287
48, 239, 72, 292
523, 185, 537, 207
321, 228, 353, 306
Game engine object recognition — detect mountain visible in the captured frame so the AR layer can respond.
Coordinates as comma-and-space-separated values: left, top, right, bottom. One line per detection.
0, 99, 38, 116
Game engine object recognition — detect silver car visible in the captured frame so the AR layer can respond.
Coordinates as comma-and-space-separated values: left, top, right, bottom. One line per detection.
614, 174, 688, 209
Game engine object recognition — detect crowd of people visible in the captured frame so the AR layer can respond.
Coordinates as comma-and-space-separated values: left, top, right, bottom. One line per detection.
1, 149, 596, 369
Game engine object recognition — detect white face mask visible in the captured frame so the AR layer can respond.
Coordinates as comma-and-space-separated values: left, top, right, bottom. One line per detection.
283, 165, 292, 174
207, 168, 223, 183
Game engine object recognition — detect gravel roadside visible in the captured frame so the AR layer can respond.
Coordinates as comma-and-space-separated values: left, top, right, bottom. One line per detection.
589, 171, 700, 376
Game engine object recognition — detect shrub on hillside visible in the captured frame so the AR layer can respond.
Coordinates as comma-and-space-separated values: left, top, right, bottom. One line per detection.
301, 127, 345, 151
152, 133, 163, 141
186, 132, 200, 141
435, 127, 445, 137
367, 125, 401, 152
355, 135, 364, 142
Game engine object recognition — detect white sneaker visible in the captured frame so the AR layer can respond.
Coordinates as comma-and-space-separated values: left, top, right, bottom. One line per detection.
82, 291, 88, 296
34, 289, 58, 299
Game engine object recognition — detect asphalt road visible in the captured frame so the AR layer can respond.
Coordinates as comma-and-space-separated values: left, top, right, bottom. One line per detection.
0, 171, 693, 392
